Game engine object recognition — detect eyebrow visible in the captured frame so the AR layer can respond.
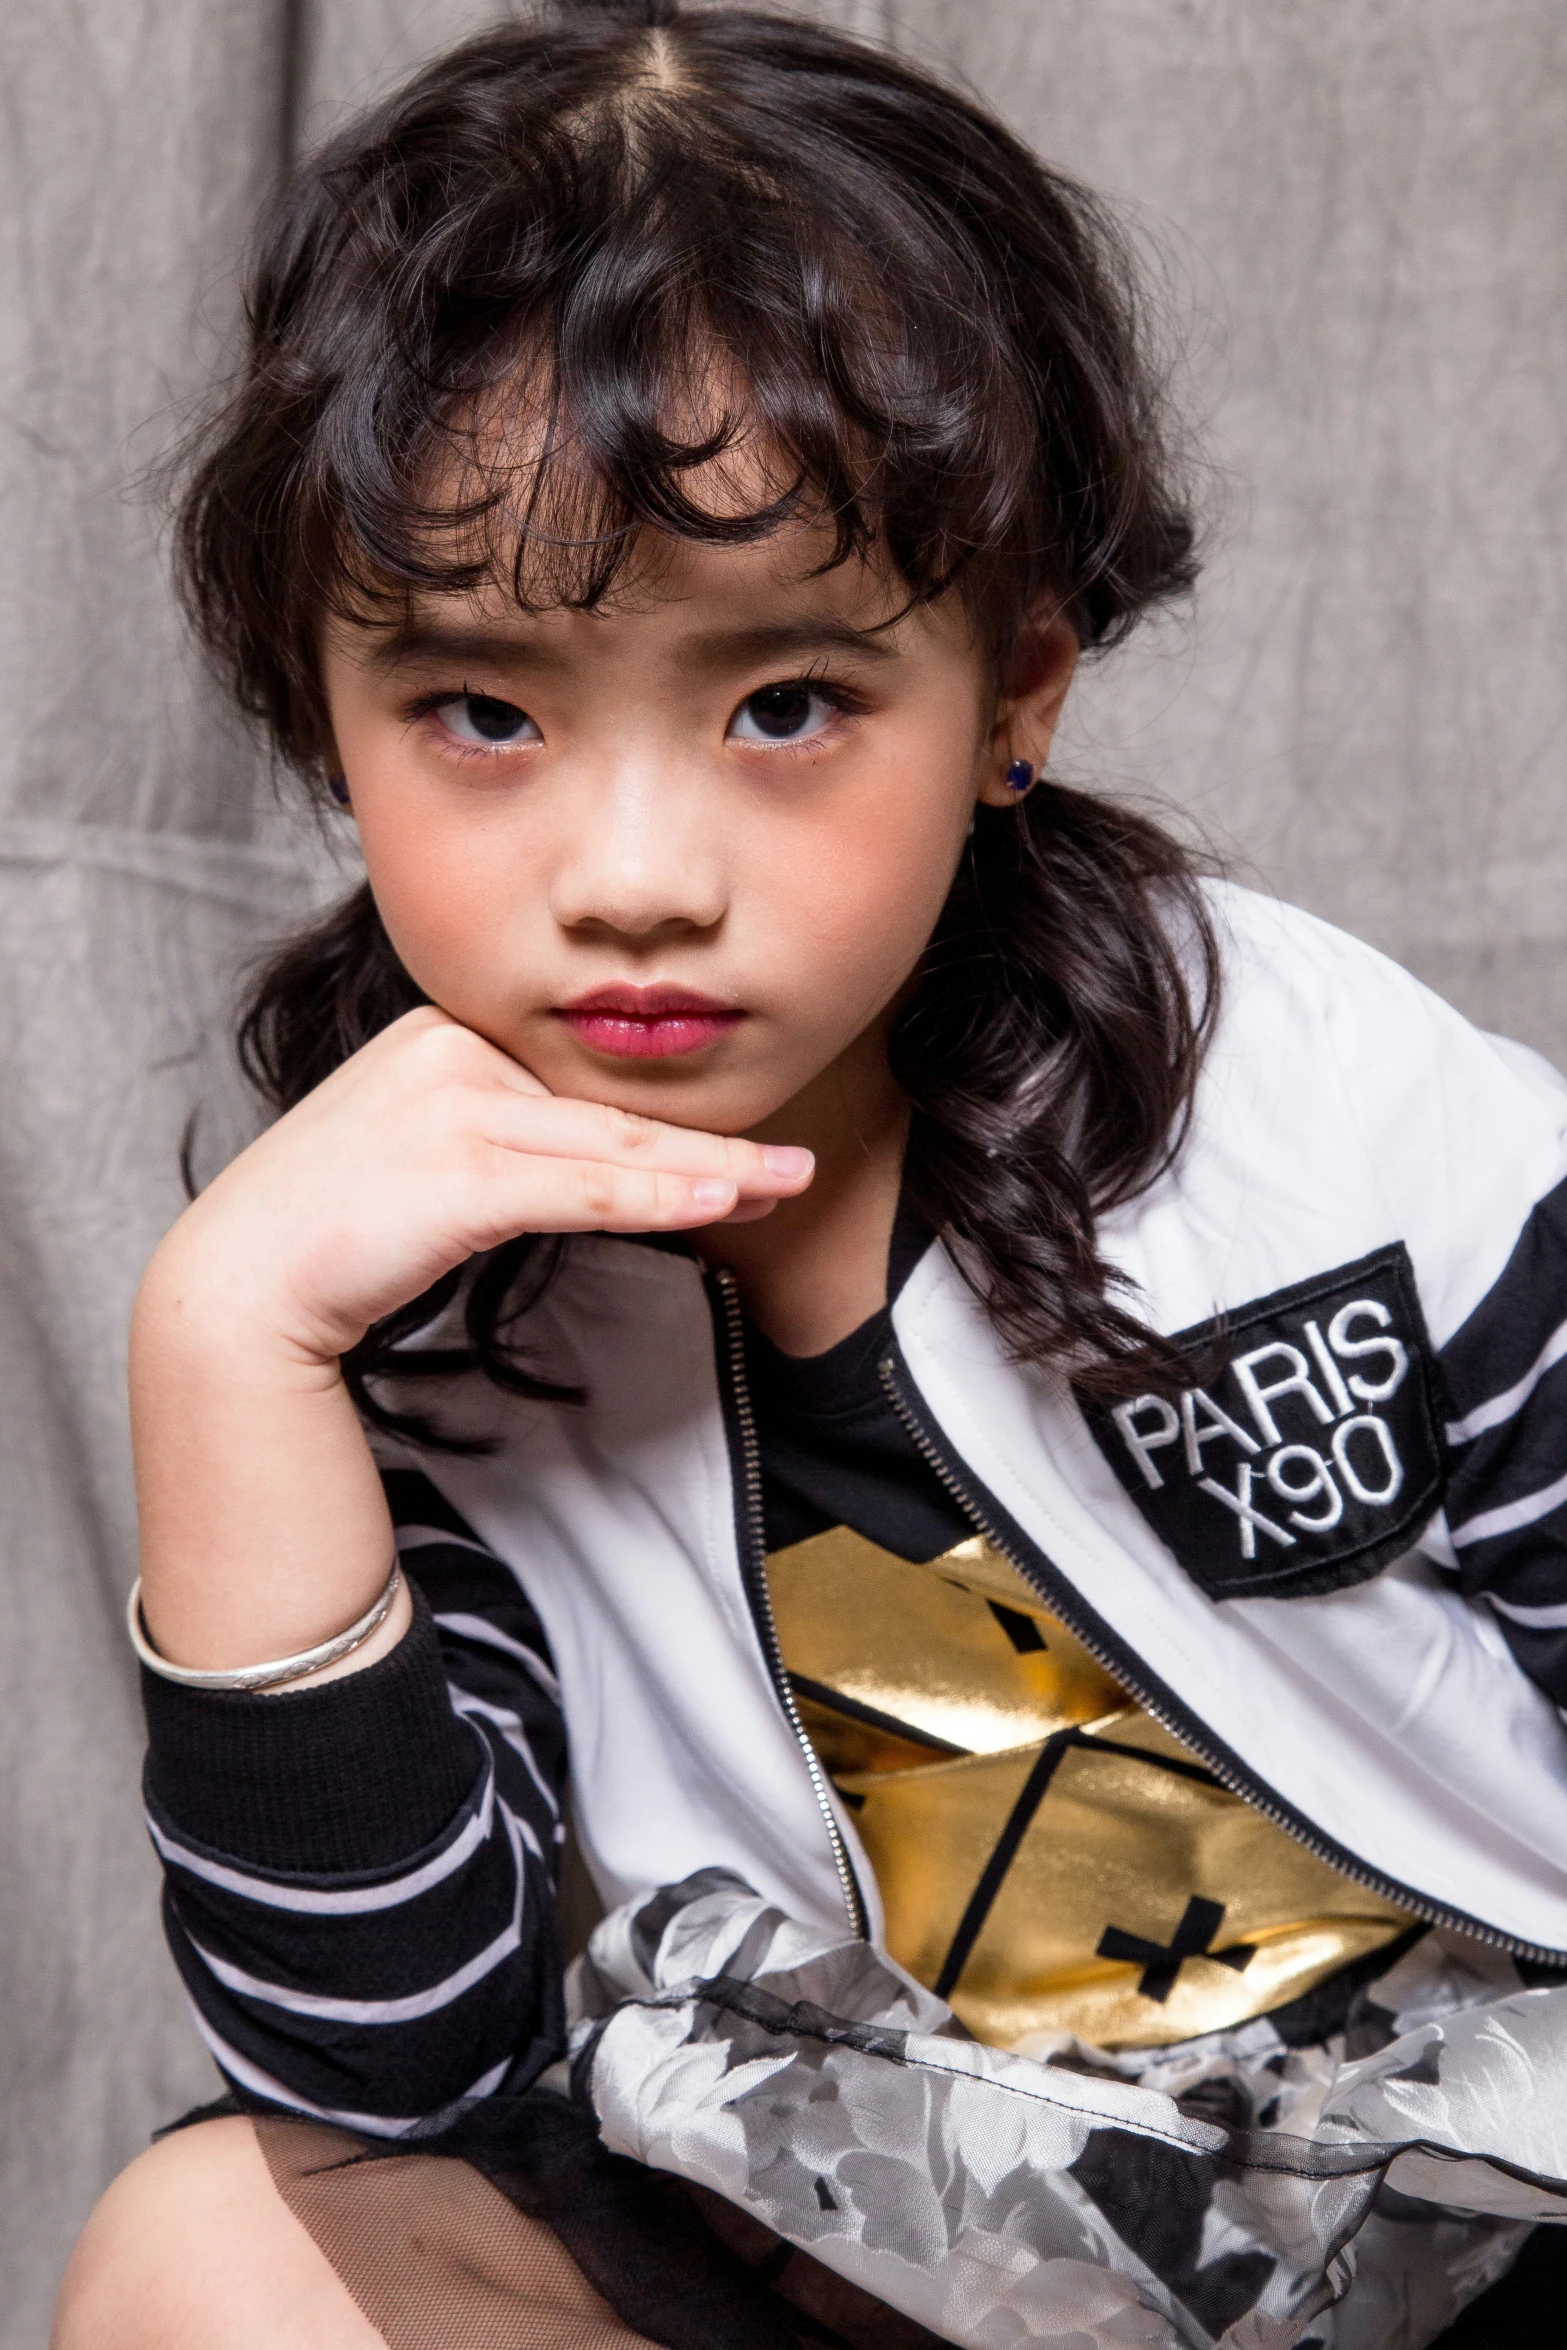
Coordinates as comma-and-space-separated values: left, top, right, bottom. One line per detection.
686, 618, 902, 667
365, 612, 903, 673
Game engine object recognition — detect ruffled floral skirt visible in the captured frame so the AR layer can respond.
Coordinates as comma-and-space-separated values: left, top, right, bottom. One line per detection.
206, 1873, 1567, 2349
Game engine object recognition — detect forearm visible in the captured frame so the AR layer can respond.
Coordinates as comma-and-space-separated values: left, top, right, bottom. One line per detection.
130, 1239, 408, 1677
147, 1606, 561, 2125
123, 1009, 804, 2109
144, 1496, 573, 2124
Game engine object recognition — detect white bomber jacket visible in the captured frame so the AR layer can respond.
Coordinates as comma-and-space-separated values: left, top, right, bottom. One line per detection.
399, 881, 1567, 1969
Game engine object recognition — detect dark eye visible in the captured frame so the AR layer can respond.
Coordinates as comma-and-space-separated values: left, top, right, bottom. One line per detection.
728, 681, 834, 743
438, 692, 541, 747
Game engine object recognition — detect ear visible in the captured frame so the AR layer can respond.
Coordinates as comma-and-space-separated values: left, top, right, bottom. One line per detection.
975, 609, 1080, 808
316, 724, 354, 810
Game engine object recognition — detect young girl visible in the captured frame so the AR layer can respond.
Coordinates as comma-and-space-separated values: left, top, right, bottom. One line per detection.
54, 6, 1567, 2346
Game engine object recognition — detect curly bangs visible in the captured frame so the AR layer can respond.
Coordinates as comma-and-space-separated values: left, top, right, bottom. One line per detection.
177, 0, 1196, 769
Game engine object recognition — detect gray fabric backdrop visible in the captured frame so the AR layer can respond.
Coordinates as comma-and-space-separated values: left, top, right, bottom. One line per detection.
2, 1, 1562, 2336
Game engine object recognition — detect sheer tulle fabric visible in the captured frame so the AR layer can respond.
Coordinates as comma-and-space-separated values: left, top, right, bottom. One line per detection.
254, 2106, 952, 2350
258, 2120, 656, 2349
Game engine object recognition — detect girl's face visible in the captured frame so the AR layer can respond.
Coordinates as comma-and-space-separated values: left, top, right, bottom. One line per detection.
321, 527, 1075, 1142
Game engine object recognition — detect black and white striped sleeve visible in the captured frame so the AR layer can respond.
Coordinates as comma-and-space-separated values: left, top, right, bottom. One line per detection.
1436, 1170, 1567, 1706
140, 1468, 568, 2135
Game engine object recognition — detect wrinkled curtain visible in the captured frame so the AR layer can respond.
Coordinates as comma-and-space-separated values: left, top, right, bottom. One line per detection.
0, 7, 494, 2333
1, 1, 1562, 2336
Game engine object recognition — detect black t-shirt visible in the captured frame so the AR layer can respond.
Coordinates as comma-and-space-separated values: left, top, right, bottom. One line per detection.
740, 1206, 970, 1562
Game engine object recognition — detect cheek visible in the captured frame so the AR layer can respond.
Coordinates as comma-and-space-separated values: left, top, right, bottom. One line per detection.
747, 785, 965, 1015
353, 800, 526, 1008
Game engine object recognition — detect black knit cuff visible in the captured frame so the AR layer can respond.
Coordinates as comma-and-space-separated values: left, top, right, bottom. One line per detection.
141, 1579, 481, 1874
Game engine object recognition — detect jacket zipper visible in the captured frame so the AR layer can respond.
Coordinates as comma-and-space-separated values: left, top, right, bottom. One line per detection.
713, 1269, 869, 1940
879, 1349, 1567, 1969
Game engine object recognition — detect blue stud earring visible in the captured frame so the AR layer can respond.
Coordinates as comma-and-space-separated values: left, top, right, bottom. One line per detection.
326, 772, 351, 808
1005, 758, 1035, 795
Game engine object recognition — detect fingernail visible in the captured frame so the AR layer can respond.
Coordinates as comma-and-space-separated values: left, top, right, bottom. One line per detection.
691, 1177, 738, 1208
762, 1146, 814, 1180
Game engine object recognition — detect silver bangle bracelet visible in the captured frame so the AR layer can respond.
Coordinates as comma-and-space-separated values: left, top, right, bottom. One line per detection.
126, 1563, 403, 1693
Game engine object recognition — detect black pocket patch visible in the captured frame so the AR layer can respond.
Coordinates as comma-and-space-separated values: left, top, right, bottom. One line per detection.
1079, 1245, 1447, 1602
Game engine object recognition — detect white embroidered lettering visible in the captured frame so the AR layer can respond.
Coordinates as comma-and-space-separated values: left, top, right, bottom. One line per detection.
1302, 1319, 1354, 1416
1112, 1395, 1181, 1490
1231, 1343, 1335, 1445
1179, 1387, 1260, 1474
1264, 1443, 1344, 1531
1197, 1461, 1297, 1558
1327, 1301, 1408, 1403
1331, 1413, 1404, 1506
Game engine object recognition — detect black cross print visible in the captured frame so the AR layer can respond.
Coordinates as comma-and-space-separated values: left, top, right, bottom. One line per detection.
1096, 1896, 1257, 2004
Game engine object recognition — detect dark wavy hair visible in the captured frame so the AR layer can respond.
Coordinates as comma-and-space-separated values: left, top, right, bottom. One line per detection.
177, 0, 1218, 1439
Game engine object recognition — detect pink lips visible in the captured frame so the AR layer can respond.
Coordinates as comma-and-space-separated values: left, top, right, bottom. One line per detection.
555, 985, 746, 1060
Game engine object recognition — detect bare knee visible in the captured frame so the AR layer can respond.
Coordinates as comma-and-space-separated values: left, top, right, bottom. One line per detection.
52, 2116, 379, 2350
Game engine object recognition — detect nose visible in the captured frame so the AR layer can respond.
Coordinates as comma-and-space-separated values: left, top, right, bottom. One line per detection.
549, 758, 728, 941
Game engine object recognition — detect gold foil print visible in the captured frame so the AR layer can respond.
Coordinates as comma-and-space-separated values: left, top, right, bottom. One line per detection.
792, 1689, 957, 1778
766, 1522, 1410, 2051
843, 1736, 1407, 2049
766, 1527, 1127, 1754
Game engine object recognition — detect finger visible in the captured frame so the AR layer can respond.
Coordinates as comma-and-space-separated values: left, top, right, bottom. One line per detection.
566, 1162, 743, 1231
475, 1093, 814, 1197
470, 1152, 743, 1237
709, 1196, 779, 1225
